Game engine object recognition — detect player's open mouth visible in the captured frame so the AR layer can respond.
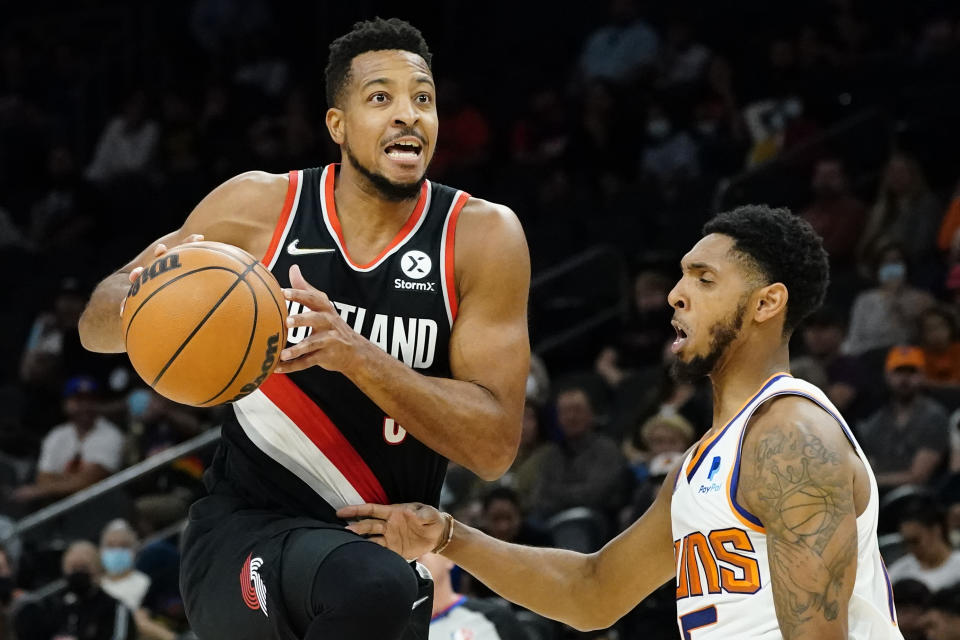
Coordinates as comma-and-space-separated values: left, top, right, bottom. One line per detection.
384, 138, 423, 163
671, 321, 689, 354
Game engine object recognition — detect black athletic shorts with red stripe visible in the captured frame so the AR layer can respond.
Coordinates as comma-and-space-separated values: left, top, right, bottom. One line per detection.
180, 491, 432, 640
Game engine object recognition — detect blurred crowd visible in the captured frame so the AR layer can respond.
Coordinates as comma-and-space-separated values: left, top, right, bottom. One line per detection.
2, 0, 960, 639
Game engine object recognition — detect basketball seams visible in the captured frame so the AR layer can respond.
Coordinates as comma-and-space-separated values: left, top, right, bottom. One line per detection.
245, 263, 288, 341
123, 266, 239, 345
195, 274, 260, 406
150, 259, 261, 387
125, 243, 287, 406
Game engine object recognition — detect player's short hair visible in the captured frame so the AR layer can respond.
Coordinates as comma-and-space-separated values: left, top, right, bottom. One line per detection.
703, 204, 829, 335
325, 17, 432, 107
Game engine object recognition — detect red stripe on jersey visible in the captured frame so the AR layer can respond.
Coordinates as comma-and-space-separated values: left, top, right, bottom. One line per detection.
324, 165, 430, 270
261, 170, 300, 266
258, 374, 389, 504
443, 192, 470, 321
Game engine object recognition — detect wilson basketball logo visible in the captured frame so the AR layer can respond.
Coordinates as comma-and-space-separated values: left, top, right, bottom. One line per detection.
240, 554, 269, 617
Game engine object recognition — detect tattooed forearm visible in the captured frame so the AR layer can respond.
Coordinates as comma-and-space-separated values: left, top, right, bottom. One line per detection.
742, 414, 859, 640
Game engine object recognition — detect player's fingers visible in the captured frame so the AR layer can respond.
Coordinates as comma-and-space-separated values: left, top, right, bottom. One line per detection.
285, 310, 333, 330
345, 519, 386, 537
128, 267, 144, 284
273, 355, 317, 374
186, 234, 205, 243
338, 503, 396, 521
154, 243, 168, 257
283, 286, 335, 313
287, 264, 328, 296
279, 334, 328, 361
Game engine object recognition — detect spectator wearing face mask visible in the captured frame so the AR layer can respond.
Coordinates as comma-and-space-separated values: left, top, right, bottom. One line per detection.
845, 244, 934, 356
99, 520, 150, 611
99, 520, 179, 640
860, 153, 942, 274
15, 541, 134, 640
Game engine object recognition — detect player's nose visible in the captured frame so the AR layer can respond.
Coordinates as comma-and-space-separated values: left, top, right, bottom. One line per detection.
668, 280, 686, 310
391, 96, 420, 127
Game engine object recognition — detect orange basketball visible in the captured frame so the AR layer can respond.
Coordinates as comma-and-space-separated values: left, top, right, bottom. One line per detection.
121, 241, 288, 407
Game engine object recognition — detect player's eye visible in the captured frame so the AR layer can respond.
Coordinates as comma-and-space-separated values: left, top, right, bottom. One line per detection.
699, 278, 713, 285
370, 92, 388, 104
415, 93, 432, 104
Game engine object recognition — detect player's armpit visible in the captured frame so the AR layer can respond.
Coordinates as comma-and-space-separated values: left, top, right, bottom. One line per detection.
739, 398, 859, 640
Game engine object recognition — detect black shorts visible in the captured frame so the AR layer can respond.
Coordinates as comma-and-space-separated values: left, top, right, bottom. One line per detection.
180, 493, 432, 640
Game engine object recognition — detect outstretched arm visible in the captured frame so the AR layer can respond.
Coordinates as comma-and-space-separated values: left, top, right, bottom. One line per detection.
78, 171, 288, 353
337, 462, 678, 631
739, 397, 861, 640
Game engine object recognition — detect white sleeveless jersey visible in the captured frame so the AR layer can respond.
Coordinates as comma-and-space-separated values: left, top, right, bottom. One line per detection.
671, 373, 902, 640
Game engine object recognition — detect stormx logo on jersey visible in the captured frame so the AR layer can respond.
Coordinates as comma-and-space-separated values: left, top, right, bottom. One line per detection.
395, 250, 437, 292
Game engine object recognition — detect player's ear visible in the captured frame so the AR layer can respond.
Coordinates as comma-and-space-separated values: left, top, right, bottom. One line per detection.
753, 282, 788, 325
326, 108, 345, 145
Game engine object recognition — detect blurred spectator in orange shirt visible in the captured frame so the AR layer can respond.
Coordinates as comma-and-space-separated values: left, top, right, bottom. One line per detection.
920, 307, 960, 385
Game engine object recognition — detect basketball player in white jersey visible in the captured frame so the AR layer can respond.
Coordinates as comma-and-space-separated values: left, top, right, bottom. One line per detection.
340, 205, 904, 640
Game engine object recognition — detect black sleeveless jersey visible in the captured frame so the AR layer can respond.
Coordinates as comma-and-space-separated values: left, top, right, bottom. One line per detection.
206, 164, 470, 522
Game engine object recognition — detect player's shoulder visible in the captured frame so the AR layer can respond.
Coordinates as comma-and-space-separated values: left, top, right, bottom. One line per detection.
744, 393, 852, 459
187, 170, 290, 233
218, 170, 290, 202
456, 196, 527, 251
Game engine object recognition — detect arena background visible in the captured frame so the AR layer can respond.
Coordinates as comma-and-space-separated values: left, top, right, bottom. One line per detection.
1, 0, 960, 638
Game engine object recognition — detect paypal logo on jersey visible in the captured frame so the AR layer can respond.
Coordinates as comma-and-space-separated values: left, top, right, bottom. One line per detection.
707, 456, 721, 480
698, 456, 723, 494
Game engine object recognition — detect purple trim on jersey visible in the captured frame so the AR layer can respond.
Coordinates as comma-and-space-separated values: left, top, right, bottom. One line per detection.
686, 374, 788, 482
881, 557, 897, 624
431, 596, 468, 621
728, 389, 859, 532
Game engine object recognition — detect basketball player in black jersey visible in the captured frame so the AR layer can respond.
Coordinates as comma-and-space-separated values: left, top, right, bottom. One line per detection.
78, 18, 530, 640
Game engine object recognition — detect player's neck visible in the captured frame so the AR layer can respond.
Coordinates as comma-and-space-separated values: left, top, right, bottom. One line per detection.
708, 340, 790, 429
334, 162, 421, 234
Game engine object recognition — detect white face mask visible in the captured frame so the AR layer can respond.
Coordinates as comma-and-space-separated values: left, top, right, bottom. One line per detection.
877, 262, 906, 285
647, 118, 671, 140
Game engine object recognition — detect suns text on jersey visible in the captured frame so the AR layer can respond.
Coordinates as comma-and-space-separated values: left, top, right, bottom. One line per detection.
285, 300, 438, 369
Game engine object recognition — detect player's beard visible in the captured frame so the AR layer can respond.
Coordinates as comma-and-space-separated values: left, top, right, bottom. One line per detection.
671, 298, 747, 383
344, 141, 425, 202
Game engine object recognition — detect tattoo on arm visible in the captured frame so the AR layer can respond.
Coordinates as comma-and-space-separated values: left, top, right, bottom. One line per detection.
745, 422, 858, 638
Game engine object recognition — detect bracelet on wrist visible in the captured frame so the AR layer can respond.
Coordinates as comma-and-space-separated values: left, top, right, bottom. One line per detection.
432, 513, 455, 554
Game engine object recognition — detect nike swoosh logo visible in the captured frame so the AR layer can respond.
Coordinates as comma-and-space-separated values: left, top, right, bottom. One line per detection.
287, 239, 336, 256
411, 596, 429, 610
